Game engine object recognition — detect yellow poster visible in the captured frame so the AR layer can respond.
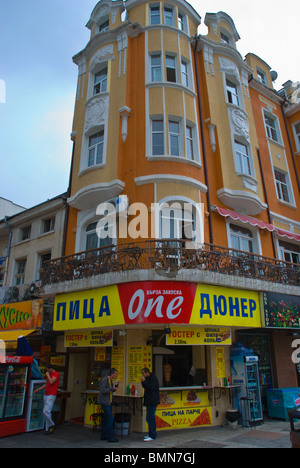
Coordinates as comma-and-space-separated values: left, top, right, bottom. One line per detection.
128, 346, 152, 382
216, 347, 226, 379
54, 286, 124, 331
64, 329, 113, 347
182, 390, 210, 407
158, 390, 182, 409
111, 347, 125, 383
190, 284, 261, 328
166, 327, 231, 345
155, 407, 212, 431
84, 393, 102, 427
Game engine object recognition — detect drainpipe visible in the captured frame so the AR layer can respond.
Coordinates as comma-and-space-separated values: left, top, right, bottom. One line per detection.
256, 148, 278, 259
193, 38, 214, 245
281, 101, 300, 195
4, 216, 12, 286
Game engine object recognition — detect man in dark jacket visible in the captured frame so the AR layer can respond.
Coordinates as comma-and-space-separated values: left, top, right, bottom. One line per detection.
141, 368, 160, 441
99, 368, 119, 442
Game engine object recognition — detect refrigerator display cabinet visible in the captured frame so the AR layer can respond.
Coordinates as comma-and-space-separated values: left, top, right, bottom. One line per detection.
26, 380, 45, 432
0, 356, 33, 438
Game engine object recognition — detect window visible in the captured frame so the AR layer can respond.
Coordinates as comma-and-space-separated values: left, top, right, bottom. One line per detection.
93, 67, 107, 95
151, 54, 162, 82
160, 204, 196, 242
150, 5, 160, 25
152, 120, 164, 155
221, 32, 230, 44
226, 79, 239, 106
230, 224, 254, 253
181, 60, 189, 87
235, 141, 251, 176
85, 221, 115, 251
265, 115, 279, 142
257, 69, 266, 85
169, 121, 180, 156
164, 6, 174, 26
0, 270, 3, 287
88, 131, 104, 167
274, 169, 290, 203
279, 241, 300, 264
166, 55, 176, 82
99, 19, 109, 32
38, 252, 51, 280
186, 126, 194, 160
178, 11, 186, 32
15, 259, 26, 285
43, 217, 55, 233
20, 226, 31, 241
294, 122, 300, 151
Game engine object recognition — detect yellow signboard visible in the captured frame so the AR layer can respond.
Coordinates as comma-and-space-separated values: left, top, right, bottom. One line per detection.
155, 407, 212, 431
166, 327, 231, 345
64, 329, 113, 347
191, 284, 261, 328
54, 286, 124, 331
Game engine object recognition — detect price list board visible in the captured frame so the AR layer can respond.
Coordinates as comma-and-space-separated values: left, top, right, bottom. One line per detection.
128, 347, 152, 383
111, 347, 125, 383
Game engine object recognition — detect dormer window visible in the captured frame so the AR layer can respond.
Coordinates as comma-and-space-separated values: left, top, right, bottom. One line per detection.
221, 32, 230, 44
99, 19, 109, 32
257, 68, 266, 85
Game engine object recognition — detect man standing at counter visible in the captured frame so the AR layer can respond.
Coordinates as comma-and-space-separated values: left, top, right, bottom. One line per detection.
99, 368, 119, 443
141, 368, 160, 441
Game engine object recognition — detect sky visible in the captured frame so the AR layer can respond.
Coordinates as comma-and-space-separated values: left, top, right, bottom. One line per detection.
0, 0, 299, 209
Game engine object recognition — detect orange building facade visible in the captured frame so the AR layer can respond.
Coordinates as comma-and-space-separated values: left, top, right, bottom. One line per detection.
41, 0, 300, 431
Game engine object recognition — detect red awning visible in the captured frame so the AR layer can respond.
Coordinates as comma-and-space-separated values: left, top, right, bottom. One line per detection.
277, 228, 300, 242
214, 206, 275, 232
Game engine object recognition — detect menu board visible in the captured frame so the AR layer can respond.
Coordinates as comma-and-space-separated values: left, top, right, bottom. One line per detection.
111, 347, 125, 383
128, 346, 152, 382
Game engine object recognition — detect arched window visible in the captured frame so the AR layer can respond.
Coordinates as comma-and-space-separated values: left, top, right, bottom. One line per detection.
85, 220, 115, 251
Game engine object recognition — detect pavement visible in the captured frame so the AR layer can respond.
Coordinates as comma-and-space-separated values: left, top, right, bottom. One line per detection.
0, 418, 296, 449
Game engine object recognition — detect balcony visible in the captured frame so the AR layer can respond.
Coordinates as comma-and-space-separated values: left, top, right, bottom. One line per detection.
41, 240, 300, 288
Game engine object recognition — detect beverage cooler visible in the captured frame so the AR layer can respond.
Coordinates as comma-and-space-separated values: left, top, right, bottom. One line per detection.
0, 356, 33, 438
26, 380, 45, 432
231, 343, 263, 426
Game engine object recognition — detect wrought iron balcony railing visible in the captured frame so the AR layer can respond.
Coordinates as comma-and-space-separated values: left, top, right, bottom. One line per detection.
41, 240, 300, 287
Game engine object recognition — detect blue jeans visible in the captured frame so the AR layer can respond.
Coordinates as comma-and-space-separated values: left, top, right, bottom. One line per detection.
101, 405, 114, 440
146, 406, 157, 439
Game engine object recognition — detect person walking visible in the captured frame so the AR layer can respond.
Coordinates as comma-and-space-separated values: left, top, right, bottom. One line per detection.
99, 368, 119, 443
141, 367, 160, 441
34, 365, 60, 435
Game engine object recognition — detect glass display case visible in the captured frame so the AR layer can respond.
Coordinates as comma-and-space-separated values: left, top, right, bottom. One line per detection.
26, 380, 45, 432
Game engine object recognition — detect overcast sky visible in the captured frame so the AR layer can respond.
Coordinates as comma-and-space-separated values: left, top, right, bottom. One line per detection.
0, 0, 299, 209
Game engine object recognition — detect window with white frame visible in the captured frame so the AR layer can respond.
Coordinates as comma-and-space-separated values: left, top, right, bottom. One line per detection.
169, 120, 181, 156
88, 131, 104, 167
151, 54, 162, 82
152, 119, 164, 155
230, 224, 254, 253
37, 252, 51, 280
221, 32, 230, 44
150, 5, 160, 25
164, 5, 174, 26
226, 79, 240, 106
234, 140, 251, 176
294, 122, 300, 151
178, 11, 186, 32
279, 241, 300, 264
20, 226, 31, 242
274, 168, 290, 203
257, 68, 266, 85
85, 221, 115, 251
99, 19, 109, 32
42, 217, 55, 234
264, 114, 279, 142
166, 55, 177, 83
160, 203, 196, 242
93, 66, 108, 95
186, 125, 194, 160
15, 258, 26, 285
181, 60, 189, 87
